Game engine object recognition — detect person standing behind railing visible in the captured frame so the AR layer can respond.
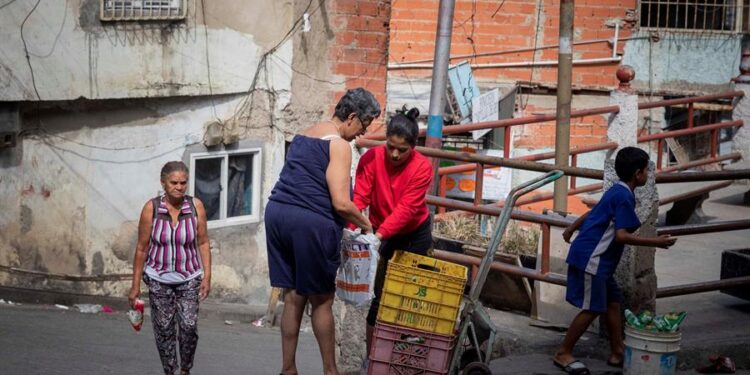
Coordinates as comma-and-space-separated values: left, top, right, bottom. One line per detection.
350, 108, 434, 372
553, 147, 676, 375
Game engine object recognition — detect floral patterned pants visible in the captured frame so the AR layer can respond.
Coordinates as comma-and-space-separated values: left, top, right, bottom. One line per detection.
144, 275, 202, 374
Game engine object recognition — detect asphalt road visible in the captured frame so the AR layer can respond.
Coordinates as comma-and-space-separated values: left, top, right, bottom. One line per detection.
0, 303, 324, 374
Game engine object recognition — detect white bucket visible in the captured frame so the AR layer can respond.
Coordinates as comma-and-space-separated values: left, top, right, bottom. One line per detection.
624, 327, 681, 375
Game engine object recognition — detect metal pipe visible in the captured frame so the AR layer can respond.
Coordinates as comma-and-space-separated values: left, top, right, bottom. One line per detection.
710, 129, 719, 158
611, 23, 619, 58
658, 181, 734, 206
638, 91, 744, 110
361, 106, 620, 142
427, 195, 573, 227
361, 91, 743, 144
362, 138, 750, 184
659, 153, 741, 173
504, 127, 512, 158
570, 154, 578, 189
637, 120, 742, 142
358, 139, 605, 179
513, 183, 602, 207
474, 163, 484, 206
438, 175, 448, 214
426, 0, 456, 195
552, 0, 575, 213
388, 57, 622, 70
541, 223, 551, 274
656, 276, 750, 298
431, 194, 750, 239
687, 102, 694, 129
432, 249, 567, 286
392, 36, 648, 65
655, 169, 750, 183
657, 139, 664, 169
435, 250, 750, 297
657, 219, 750, 236
555, 0, 574, 214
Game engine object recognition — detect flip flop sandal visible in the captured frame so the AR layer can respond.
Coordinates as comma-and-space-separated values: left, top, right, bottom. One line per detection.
554, 360, 591, 375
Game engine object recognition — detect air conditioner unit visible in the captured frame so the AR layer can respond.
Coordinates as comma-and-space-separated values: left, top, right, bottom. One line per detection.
0, 103, 19, 149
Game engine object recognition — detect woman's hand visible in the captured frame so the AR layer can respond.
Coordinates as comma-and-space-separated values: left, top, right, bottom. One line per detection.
128, 286, 140, 309
359, 216, 373, 235
199, 278, 211, 301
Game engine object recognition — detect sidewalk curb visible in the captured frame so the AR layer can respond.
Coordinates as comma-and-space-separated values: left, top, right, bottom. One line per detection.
0, 286, 266, 323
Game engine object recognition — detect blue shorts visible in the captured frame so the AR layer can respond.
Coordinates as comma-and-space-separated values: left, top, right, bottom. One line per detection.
265, 200, 343, 296
566, 266, 622, 314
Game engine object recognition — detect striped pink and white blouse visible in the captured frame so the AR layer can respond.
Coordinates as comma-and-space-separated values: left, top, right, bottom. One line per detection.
144, 196, 203, 283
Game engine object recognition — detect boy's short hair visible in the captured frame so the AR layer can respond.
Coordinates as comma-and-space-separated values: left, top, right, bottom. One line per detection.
615, 146, 649, 182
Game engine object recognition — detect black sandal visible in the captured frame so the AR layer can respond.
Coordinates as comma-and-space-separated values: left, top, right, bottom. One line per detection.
554, 360, 591, 375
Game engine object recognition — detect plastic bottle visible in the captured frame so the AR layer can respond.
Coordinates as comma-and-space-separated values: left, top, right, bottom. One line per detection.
624, 309, 643, 329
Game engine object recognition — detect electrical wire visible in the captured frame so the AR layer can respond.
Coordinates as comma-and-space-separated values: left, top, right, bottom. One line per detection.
20, 0, 42, 101
0, 0, 18, 11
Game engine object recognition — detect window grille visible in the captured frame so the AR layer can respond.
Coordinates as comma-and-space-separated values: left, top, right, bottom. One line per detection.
100, 0, 187, 21
639, 0, 749, 33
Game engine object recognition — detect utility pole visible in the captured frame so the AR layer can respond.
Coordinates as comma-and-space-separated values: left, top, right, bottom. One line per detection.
553, 0, 574, 213
426, 0, 456, 195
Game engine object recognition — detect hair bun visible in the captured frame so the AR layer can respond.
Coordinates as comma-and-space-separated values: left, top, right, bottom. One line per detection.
406, 107, 420, 121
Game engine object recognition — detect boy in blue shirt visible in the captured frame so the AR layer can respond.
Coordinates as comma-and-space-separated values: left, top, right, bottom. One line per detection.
553, 147, 676, 375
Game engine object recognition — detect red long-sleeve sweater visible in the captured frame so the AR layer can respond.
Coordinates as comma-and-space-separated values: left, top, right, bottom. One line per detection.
352, 145, 432, 240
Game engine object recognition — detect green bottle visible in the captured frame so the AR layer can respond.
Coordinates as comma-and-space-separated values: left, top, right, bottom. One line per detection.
664, 312, 687, 332
639, 310, 654, 325
652, 315, 668, 331
624, 309, 643, 329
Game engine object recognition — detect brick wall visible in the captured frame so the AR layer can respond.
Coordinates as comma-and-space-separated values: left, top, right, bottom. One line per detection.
330, 0, 391, 131
389, 0, 634, 149
390, 0, 635, 89
515, 101, 609, 149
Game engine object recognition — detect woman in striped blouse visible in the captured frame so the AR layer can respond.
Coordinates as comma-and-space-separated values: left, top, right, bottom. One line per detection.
128, 161, 211, 375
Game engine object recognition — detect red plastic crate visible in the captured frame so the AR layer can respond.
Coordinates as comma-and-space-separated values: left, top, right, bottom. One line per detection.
368, 322, 455, 375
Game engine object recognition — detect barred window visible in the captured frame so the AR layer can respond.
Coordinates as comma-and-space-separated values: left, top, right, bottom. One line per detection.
639, 0, 748, 32
100, 0, 187, 21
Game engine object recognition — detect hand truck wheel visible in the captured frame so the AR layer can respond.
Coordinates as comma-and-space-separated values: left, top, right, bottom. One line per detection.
459, 348, 486, 369
463, 361, 492, 375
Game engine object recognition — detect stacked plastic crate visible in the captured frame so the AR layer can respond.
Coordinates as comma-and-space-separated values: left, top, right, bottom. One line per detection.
368, 251, 469, 375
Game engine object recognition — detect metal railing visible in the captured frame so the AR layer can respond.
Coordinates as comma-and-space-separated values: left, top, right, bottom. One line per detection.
359, 88, 750, 298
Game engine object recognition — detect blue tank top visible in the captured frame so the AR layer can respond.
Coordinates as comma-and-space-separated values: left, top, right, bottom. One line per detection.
269, 135, 344, 225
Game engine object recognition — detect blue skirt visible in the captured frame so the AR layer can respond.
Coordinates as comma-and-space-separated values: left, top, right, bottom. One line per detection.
265, 200, 343, 295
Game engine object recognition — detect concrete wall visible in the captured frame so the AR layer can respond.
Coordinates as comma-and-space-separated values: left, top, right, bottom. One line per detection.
0, 0, 292, 101
623, 31, 741, 94
0, 0, 296, 305
0, 0, 393, 309
0, 95, 286, 304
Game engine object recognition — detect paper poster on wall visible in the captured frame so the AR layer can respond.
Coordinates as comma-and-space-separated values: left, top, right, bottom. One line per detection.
444, 149, 512, 202
471, 89, 499, 140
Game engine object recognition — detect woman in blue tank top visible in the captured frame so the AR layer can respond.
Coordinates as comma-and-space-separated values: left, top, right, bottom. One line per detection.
266, 88, 380, 375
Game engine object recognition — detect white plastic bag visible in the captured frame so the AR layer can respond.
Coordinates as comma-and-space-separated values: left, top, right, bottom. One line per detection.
336, 229, 380, 307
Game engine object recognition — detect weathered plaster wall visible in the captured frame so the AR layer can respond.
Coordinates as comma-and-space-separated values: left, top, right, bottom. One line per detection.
0, 0, 292, 101
0, 95, 287, 304
623, 31, 741, 94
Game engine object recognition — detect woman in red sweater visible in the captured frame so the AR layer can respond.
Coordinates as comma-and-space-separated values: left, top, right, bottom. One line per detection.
352, 108, 433, 362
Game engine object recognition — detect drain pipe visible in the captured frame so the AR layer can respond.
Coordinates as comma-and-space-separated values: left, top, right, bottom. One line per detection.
426, 0, 456, 195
